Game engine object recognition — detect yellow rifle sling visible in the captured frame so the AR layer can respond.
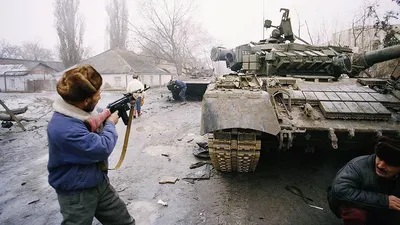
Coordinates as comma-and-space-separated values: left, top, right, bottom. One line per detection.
108, 107, 135, 170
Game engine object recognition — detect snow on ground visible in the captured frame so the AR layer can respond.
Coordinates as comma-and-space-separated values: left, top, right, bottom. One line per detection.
0, 87, 343, 225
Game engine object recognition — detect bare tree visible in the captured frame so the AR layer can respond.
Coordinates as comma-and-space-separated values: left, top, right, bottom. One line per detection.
367, 3, 400, 47
349, 1, 378, 50
20, 40, 54, 61
128, 0, 211, 76
106, 0, 129, 50
54, 0, 85, 67
311, 21, 329, 45
352, 11, 368, 48
0, 39, 53, 60
0, 39, 22, 59
294, 10, 304, 38
304, 21, 314, 45
366, 1, 400, 77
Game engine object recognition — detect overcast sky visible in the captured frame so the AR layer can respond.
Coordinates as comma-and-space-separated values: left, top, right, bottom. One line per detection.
0, 0, 398, 58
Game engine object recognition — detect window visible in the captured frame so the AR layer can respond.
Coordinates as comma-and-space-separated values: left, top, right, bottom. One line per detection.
114, 76, 121, 87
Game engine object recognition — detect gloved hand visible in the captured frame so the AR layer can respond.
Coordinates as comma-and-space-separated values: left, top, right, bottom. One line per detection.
107, 111, 119, 125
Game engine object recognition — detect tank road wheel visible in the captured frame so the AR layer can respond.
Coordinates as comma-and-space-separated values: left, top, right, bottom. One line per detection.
208, 129, 261, 172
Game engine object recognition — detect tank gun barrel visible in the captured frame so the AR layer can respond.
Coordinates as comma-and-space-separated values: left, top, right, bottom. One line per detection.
362, 45, 400, 67
211, 47, 234, 62
349, 44, 400, 76
211, 46, 244, 71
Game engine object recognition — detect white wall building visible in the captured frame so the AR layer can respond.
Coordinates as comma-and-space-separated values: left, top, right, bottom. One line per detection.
0, 63, 58, 92
331, 24, 400, 52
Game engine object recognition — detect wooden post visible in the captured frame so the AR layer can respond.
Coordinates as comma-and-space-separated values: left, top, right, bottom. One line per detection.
125, 74, 128, 90
4, 72, 7, 92
0, 99, 26, 131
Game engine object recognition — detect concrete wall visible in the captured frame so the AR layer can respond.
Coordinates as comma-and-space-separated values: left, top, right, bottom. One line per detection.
102, 74, 128, 90
102, 73, 172, 90
138, 74, 172, 87
331, 25, 400, 51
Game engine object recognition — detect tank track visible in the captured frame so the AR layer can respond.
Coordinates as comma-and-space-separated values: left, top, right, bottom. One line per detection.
208, 129, 261, 172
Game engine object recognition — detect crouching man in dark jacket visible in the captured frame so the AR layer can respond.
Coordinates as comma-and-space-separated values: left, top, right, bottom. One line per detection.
47, 65, 135, 225
328, 136, 400, 225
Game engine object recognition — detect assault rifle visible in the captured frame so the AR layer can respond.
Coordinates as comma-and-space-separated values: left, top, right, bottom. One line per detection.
85, 86, 150, 132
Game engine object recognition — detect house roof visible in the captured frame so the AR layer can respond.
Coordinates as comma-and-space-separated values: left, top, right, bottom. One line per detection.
42, 61, 65, 72
0, 64, 28, 76
135, 54, 178, 74
0, 58, 65, 72
60, 49, 170, 76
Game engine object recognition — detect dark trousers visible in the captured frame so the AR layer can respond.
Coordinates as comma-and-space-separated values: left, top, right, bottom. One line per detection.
134, 97, 141, 112
339, 205, 400, 225
179, 87, 187, 101
57, 179, 134, 225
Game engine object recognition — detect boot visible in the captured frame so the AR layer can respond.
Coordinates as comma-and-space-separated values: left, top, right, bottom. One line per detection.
137, 110, 142, 117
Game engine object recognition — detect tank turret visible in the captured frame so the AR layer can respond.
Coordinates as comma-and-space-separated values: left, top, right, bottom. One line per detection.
211, 9, 400, 78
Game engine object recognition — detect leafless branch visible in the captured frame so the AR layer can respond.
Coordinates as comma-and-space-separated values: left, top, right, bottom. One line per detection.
54, 0, 85, 67
304, 21, 314, 45
127, 0, 211, 75
106, 0, 128, 49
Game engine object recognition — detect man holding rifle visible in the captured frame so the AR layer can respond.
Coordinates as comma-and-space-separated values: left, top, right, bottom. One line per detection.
47, 65, 135, 225
126, 73, 145, 118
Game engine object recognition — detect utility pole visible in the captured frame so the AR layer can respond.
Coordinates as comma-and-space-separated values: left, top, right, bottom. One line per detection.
262, 0, 265, 39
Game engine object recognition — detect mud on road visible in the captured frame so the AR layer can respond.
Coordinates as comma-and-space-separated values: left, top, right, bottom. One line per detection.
0, 87, 355, 225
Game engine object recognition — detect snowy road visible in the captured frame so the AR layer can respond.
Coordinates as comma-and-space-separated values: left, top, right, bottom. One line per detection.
0, 87, 349, 225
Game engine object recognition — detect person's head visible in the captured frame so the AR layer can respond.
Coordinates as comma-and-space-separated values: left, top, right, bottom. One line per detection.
57, 64, 102, 112
375, 136, 400, 178
168, 78, 175, 85
132, 74, 139, 79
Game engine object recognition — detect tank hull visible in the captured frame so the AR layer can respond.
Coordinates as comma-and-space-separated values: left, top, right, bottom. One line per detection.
201, 76, 400, 172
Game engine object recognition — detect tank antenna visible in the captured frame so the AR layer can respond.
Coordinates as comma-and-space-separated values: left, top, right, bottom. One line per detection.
262, 0, 265, 39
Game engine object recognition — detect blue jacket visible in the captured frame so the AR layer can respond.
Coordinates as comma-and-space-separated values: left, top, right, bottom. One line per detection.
47, 112, 118, 194
175, 80, 186, 88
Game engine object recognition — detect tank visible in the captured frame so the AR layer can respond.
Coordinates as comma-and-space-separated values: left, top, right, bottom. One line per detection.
201, 8, 400, 172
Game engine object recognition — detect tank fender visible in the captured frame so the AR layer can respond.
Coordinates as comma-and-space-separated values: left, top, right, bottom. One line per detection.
200, 88, 281, 135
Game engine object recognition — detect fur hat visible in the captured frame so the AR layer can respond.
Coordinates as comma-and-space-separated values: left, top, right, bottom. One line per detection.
375, 136, 400, 166
57, 64, 102, 102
